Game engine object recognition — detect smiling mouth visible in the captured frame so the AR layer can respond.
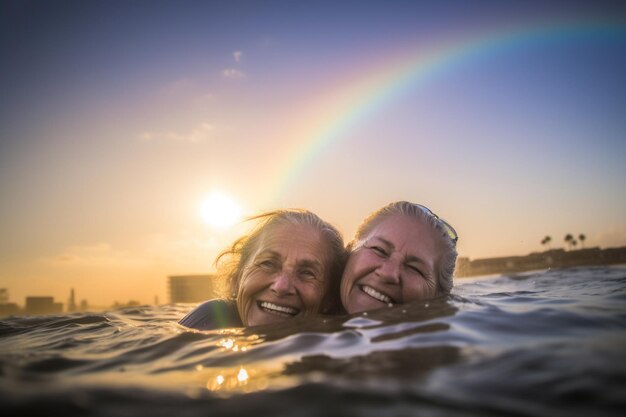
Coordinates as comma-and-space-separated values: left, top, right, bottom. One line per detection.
257, 301, 299, 317
359, 285, 395, 305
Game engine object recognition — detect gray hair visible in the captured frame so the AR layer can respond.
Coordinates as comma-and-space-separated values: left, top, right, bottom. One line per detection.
352, 201, 457, 294
216, 209, 346, 311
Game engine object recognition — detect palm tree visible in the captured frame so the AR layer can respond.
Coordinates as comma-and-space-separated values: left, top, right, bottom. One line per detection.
578, 233, 586, 249
564, 234, 573, 250
571, 239, 578, 250
544, 235, 552, 250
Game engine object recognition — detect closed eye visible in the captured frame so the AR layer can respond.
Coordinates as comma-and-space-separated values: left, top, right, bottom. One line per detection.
406, 264, 424, 276
299, 269, 318, 280
257, 260, 279, 271
368, 245, 388, 257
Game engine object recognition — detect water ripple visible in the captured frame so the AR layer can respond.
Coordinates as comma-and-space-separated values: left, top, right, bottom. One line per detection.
1, 265, 625, 417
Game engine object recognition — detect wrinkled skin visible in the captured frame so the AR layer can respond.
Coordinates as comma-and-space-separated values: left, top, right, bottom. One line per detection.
341, 214, 444, 314
237, 223, 331, 326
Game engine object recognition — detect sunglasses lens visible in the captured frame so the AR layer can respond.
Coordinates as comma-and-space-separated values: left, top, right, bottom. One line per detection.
415, 204, 458, 244
443, 223, 458, 243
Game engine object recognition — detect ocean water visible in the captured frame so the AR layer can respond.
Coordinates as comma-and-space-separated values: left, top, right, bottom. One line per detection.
1, 266, 625, 417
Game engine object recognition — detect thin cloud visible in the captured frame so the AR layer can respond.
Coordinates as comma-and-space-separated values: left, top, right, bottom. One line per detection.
167, 77, 194, 92
144, 232, 222, 268
39, 233, 223, 272
40, 244, 148, 269
141, 123, 214, 144
222, 68, 245, 79
233, 50, 242, 62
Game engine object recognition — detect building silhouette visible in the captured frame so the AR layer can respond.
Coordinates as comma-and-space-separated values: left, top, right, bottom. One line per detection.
0, 289, 20, 317
25, 296, 63, 315
456, 246, 626, 277
168, 274, 221, 303
68, 288, 77, 312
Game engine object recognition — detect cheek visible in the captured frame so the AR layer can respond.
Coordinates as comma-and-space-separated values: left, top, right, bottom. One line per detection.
340, 260, 366, 310
299, 281, 325, 311
342, 252, 369, 287
237, 272, 264, 306
339, 266, 354, 300
402, 278, 437, 301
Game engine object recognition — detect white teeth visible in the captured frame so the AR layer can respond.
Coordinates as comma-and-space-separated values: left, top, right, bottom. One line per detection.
259, 301, 298, 316
361, 285, 392, 304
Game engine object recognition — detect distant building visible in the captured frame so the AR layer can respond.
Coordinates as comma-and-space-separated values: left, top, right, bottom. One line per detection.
25, 297, 63, 315
455, 246, 626, 277
68, 288, 77, 312
0, 303, 20, 317
0, 288, 20, 317
168, 274, 221, 303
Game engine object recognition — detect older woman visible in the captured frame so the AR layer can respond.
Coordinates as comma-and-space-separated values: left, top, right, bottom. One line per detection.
179, 209, 346, 330
340, 201, 458, 314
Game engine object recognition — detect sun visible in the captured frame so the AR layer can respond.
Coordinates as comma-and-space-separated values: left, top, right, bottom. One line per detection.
200, 192, 242, 230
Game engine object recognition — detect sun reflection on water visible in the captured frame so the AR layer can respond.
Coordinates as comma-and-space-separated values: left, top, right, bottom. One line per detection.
218, 337, 255, 352
216, 374, 225, 385
237, 367, 249, 383
204, 366, 259, 391
219, 338, 235, 350
199, 336, 275, 393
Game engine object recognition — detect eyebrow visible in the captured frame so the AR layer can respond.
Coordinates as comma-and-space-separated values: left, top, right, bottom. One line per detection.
370, 236, 393, 249
369, 237, 431, 267
256, 250, 281, 260
257, 250, 324, 270
299, 259, 324, 271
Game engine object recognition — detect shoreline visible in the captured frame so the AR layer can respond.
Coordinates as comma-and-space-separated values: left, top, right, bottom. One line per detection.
456, 246, 626, 277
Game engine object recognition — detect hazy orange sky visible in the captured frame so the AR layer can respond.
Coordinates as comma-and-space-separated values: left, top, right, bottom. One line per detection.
1, 1, 625, 307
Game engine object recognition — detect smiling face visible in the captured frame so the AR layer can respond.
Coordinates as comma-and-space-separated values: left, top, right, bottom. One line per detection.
236, 222, 331, 326
340, 214, 444, 314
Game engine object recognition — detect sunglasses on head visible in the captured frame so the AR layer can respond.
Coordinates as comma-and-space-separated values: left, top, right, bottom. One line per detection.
414, 203, 458, 245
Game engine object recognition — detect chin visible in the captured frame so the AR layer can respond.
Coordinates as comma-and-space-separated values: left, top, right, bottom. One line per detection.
347, 297, 386, 314
247, 309, 294, 326
252, 315, 288, 326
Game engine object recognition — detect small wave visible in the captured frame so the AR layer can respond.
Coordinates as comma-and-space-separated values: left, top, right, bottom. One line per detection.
1, 266, 625, 417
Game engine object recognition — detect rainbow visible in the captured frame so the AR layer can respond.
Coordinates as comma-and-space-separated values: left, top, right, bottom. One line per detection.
271, 20, 625, 202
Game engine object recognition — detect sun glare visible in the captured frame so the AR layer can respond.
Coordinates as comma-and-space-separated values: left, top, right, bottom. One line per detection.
200, 192, 242, 230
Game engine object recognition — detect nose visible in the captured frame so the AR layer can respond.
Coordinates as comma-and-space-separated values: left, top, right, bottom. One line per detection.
375, 256, 401, 285
269, 271, 295, 296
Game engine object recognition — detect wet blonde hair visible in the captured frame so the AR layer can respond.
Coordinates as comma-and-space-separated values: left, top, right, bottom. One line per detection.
215, 209, 346, 312
351, 201, 457, 294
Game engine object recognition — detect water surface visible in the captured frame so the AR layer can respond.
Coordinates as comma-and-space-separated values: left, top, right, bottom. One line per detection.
1, 266, 625, 416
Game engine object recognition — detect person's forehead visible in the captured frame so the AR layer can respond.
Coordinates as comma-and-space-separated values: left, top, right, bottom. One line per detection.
256, 223, 328, 258
367, 215, 440, 253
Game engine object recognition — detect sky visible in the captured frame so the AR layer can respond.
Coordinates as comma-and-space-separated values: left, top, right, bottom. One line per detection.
1, 1, 625, 307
